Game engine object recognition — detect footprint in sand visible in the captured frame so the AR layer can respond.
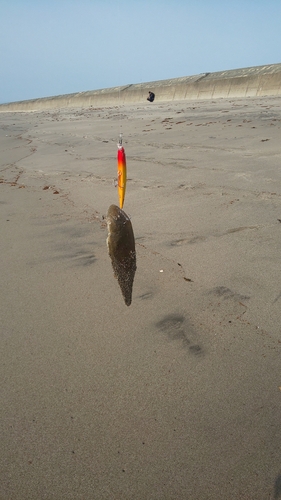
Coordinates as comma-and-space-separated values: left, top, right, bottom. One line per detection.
155, 314, 203, 355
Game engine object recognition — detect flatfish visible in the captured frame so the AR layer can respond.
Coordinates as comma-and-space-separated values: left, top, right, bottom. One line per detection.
106, 204, 137, 306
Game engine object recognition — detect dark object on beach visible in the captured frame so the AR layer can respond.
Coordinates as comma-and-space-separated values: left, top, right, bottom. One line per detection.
106, 204, 137, 306
147, 91, 155, 102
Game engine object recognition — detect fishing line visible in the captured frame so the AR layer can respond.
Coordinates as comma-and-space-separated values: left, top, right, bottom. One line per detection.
118, 84, 122, 141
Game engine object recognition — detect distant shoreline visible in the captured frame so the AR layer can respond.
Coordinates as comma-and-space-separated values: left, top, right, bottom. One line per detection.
1, 62, 281, 111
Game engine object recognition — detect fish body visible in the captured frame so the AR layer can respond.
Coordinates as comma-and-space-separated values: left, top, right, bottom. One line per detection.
117, 145, 126, 209
106, 204, 136, 306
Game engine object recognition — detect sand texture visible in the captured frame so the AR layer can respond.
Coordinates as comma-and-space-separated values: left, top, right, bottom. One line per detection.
1, 96, 281, 499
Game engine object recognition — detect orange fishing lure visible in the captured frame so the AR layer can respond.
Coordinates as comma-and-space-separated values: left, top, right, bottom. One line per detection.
117, 135, 127, 209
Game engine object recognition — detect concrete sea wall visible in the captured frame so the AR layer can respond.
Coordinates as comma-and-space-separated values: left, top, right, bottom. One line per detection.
1, 63, 281, 111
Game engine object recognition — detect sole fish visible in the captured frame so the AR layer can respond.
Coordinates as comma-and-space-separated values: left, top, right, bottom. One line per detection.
106, 204, 137, 306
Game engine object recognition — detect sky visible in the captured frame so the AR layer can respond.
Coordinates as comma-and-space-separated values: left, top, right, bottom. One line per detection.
1, 0, 281, 104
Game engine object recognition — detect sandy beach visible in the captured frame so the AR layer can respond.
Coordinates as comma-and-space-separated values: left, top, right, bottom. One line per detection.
1, 95, 281, 499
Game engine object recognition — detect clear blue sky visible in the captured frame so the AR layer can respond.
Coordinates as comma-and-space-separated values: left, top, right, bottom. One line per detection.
1, 0, 281, 104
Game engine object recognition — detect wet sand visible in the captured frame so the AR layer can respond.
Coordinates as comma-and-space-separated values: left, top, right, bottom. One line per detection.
1, 96, 281, 499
